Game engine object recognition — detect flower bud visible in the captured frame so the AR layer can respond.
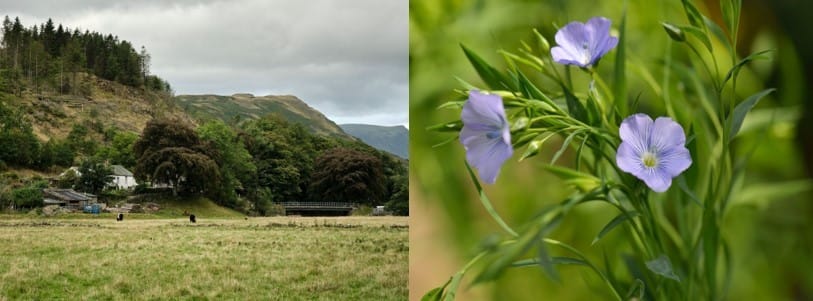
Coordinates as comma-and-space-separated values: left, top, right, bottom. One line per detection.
661, 22, 685, 42
511, 117, 529, 132
533, 28, 550, 52
519, 139, 544, 161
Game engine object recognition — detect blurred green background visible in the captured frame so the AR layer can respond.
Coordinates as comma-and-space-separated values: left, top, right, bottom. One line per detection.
409, 0, 813, 300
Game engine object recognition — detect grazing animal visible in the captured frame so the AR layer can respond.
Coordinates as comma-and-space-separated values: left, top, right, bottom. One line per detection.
189, 214, 196, 223
116, 213, 123, 221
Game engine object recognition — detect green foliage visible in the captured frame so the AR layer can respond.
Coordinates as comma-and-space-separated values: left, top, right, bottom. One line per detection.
57, 169, 78, 189
133, 119, 220, 197
9, 181, 46, 209
386, 174, 409, 216
75, 157, 112, 194
96, 130, 138, 168
198, 120, 256, 207
308, 147, 386, 205
0, 100, 41, 166
1, 16, 171, 93
241, 115, 335, 204
66, 123, 98, 156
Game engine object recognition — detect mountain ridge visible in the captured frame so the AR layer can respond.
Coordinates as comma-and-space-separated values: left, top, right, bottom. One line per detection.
340, 124, 409, 159
174, 93, 354, 139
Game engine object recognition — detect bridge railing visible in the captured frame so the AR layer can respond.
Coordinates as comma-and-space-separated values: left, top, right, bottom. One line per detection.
277, 202, 357, 208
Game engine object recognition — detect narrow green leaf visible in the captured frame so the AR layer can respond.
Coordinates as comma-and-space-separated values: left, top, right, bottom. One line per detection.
721, 49, 773, 89
591, 212, 640, 246
720, 0, 738, 41
562, 84, 588, 123
545, 165, 601, 192
678, 25, 712, 52
704, 16, 734, 56
442, 272, 464, 301
436, 100, 465, 110
512, 256, 589, 268
421, 287, 444, 301
536, 237, 560, 281
421, 277, 451, 301
471, 226, 539, 284
645, 254, 680, 282
517, 70, 556, 107
431, 136, 459, 149
454, 76, 478, 91
464, 162, 518, 237
550, 256, 590, 266
550, 130, 580, 165
676, 175, 702, 207
680, 0, 705, 28
426, 120, 463, 132
727, 88, 775, 141
624, 279, 646, 300
614, 6, 628, 117
702, 207, 719, 300
499, 49, 542, 71
461, 44, 516, 91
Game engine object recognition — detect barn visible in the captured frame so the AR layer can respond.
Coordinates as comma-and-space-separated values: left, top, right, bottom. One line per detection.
42, 189, 97, 210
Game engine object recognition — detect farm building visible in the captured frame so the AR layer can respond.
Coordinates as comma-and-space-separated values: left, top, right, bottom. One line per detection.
110, 165, 137, 190
59, 165, 138, 190
42, 189, 97, 209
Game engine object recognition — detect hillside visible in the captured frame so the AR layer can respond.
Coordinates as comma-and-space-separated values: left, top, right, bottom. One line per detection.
174, 94, 354, 139
340, 124, 409, 159
7, 73, 190, 140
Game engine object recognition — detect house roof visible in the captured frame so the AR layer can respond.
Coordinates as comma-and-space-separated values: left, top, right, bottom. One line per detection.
43, 189, 93, 201
111, 165, 134, 177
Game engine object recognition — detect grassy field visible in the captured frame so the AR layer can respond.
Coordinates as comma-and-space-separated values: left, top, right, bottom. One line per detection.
0, 216, 408, 300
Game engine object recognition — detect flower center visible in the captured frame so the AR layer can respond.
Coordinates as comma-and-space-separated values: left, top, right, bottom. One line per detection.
486, 131, 501, 139
641, 152, 658, 168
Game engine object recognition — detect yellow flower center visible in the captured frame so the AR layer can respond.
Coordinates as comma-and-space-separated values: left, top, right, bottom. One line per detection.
642, 152, 658, 168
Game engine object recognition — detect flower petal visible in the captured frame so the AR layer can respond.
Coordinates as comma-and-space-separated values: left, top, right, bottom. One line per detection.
651, 117, 687, 149
554, 21, 590, 66
657, 146, 692, 177
461, 133, 513, 184
551, 46, 587, 67
459, 91, 513, 184
462, 91, 505, 127
619, 113, 653, 153
616, 141, 642, 175
640, 169, 673, 193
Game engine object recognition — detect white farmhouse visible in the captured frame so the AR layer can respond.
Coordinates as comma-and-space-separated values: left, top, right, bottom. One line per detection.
110, 165, 137, 190
59, 165, 138, 190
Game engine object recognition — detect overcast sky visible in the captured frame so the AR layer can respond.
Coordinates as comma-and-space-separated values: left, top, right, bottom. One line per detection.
1, 0, 408, 127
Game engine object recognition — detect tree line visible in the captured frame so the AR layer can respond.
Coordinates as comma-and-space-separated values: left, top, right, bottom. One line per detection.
133, 116, 408, 215
0, 100, 408, 215
0, 16, 171, 96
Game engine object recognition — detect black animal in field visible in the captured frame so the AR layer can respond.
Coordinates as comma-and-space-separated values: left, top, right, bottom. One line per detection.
116, 213, 123, 221
189, 214, 196, 223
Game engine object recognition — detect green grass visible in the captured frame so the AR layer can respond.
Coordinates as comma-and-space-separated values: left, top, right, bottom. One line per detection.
0, 216, 408, 300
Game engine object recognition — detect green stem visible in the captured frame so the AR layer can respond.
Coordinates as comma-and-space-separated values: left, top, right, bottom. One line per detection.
544, 238, 624, 301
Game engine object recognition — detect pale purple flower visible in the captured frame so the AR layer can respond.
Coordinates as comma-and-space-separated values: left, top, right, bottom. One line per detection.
551, 17, 619, 68
616, 114, 692, 192
460, 91, 513, 184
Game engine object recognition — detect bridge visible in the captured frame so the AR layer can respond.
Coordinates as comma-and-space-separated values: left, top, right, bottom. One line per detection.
278, 202, 357, 216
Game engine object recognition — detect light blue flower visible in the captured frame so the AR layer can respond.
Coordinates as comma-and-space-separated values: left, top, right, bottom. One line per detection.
460, 91, 513, 184
616, 114, 692, 192
551, 17, 619, 68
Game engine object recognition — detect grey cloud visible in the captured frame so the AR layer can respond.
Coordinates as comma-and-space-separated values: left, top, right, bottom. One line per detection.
0, 0, 408, 126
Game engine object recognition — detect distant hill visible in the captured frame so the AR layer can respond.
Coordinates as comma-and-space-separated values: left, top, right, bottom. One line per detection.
174, 94, 353, 139
340, 124, 409, 159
